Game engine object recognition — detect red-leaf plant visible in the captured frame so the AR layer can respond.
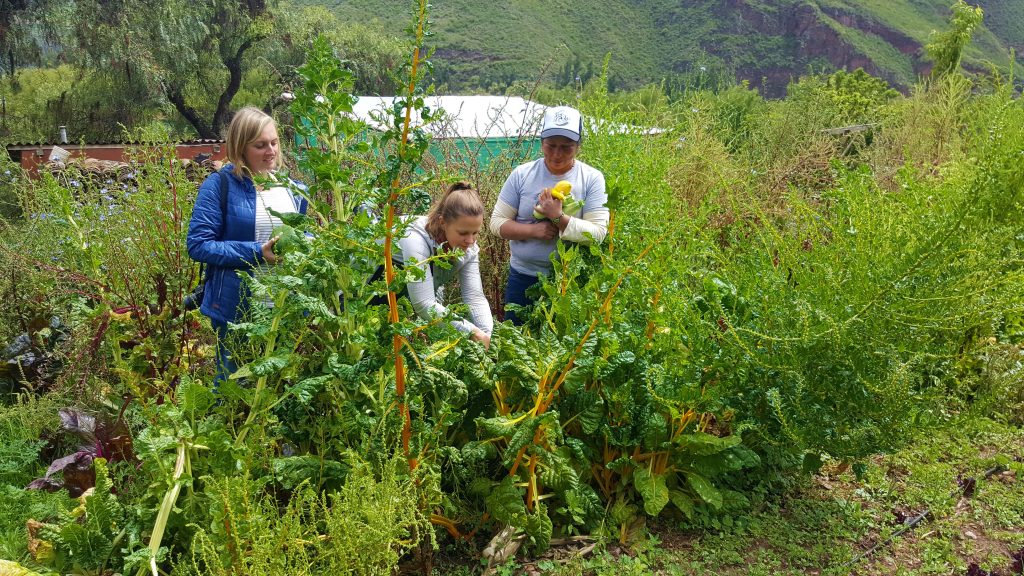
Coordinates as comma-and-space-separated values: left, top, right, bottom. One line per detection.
26, 403, 135, 497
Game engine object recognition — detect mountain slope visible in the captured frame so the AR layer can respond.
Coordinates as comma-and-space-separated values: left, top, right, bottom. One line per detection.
305, 0, 1022, 95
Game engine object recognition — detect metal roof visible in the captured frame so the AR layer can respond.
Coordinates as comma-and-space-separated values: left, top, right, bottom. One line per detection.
351, 95, 547, 140
5, 139, 224, 148
349, 95, 662, 139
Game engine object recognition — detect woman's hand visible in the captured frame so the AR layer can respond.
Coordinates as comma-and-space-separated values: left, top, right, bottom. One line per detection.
261, 236, 280, 264
471, 329, 491, 349
532, 221, 559, 240
536, 188, 564, 220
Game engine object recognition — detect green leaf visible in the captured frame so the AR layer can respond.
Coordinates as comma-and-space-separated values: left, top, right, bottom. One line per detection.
286, 375, 333, 405
524, 503, 553, 553
852, 461, 868, 481
676, 432, 742, 456
802, 452, 824, 474
566, 390, 604, 434
606, 455, 633, 472
690, 445, 761, 475
467, 477, 495, 498
248, 353, 293, 377
272, 455, 349, 490
670, 489, 695, 519
686, 472, 723, 510
134, 427, 178, 464
609, 498, 638, 526
231, 352, 292, 380
418, 365, 468, 407
485, 476, 525, 524
461, 441, 497, 466
475, 414, 522, 439
504, 414, 548, 463
563, 485, 603, 528
292, 292, 335, 319
215, 378, 252, 403
278, 275, 305, 288
537, 448, 579, 492
0, 560, 45, 576
633, 466, 670, 516
228, 363, 253, 380
54, 458, 123, 569
177, 377, 215, 415
266, 208, 311, 228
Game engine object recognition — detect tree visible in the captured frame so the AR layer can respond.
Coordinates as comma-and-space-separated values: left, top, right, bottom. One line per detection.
1, 65, 166, 141
822, 68, 898, 124
265, 8, 406, 99
925, 0, 984, 78
1, 0, 31, 78
3, 0, 410, 139
88, 0, 274, 138
3, 0, 275, 138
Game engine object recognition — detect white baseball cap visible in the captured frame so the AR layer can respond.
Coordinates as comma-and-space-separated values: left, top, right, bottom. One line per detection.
540, 106, 583, 142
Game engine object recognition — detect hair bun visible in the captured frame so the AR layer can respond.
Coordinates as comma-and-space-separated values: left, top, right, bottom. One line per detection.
449, 181, 473, 192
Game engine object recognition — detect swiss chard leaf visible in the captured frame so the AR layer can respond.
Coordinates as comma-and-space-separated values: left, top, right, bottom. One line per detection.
676, 432, 742, 456
485, 476, 526, 524
634, 466, 670, 516
524, 503, 553, 553
686, 472, 723, 510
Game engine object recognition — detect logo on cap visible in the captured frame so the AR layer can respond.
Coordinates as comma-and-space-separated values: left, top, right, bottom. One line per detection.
553, 111, 570, 126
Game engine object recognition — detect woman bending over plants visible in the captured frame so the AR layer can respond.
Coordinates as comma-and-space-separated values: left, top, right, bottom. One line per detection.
186, 106, 308, 382
395, 181, 493, 348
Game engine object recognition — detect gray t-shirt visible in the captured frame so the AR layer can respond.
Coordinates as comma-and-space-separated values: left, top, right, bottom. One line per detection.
497, 158, 607, 275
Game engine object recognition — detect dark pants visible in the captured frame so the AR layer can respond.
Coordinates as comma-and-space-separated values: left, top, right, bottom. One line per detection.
504, 267, 543, 326
367, 260, 405, 307
210, 318, 237, 388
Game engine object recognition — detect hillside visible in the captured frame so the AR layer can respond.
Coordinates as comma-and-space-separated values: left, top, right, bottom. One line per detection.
302, 0, 1021, 96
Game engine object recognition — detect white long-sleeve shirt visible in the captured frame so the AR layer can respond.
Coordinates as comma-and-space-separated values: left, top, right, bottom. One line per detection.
396, 216, 493, 336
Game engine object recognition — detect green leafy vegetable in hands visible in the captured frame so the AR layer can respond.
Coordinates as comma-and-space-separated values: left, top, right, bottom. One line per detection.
271, 224, 304, 255
534, 180, 584, 220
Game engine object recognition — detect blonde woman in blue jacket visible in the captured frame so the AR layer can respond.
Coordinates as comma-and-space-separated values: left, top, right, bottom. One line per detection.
187, 107, 308, 382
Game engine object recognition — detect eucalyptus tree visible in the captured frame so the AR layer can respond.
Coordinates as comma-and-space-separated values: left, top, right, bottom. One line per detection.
2, 0, 275, 138
3, 0, 410, 139
1, 0, 31, 78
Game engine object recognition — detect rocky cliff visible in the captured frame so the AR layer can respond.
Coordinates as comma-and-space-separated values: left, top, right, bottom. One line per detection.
706, 0, 933, 96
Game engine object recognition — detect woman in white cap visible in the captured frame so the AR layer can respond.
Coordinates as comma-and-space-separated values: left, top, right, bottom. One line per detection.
489, 105, 609, 325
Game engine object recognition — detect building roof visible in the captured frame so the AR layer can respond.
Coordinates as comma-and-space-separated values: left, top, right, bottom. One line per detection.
5, 139, 224, 149
350, 95, 663, 140
351, 95, 547, 140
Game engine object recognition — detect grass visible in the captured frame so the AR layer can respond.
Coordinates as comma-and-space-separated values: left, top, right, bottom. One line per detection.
291, 0, 1022, 93
432, 384, 1024, 575
820, 10, 918, 84
0, 393, 76, 563
975, 0, 1024, 53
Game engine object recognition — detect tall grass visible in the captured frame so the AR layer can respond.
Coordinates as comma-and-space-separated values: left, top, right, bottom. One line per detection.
172, 458, 428, 576
565, 66, 1024, 471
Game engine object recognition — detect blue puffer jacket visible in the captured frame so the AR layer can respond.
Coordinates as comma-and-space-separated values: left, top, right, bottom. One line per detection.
186, 165, 308, 324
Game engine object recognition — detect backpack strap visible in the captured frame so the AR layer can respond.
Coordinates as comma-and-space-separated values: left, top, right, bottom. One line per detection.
217, 168, 229, 235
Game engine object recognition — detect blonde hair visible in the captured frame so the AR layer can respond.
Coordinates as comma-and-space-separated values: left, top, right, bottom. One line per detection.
425, 181, 485, 241
224, 106, 282, 178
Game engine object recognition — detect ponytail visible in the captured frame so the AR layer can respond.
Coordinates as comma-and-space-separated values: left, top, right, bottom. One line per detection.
425, 181, 485, 241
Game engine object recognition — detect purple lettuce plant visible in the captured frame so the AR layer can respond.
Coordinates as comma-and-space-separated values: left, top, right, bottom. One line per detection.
26, 406, 134, 497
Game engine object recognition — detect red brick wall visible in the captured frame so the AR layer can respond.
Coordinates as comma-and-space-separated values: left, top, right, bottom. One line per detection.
10, 143, 226, 176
